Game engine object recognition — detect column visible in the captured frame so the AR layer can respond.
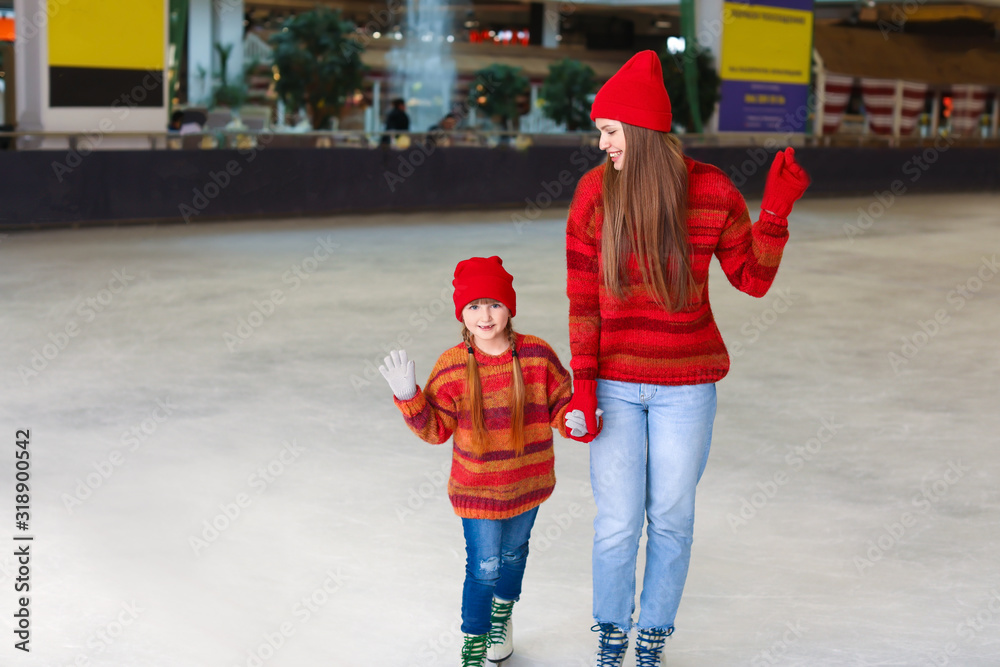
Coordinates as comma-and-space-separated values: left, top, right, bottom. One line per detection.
13, 0, 45, 135
694, 0, 724, 64
891, 79, 903, 140
542, 2, 560, 49
213, 0, 244, 90
188, 0, 213, 106
689, 0, 725, 133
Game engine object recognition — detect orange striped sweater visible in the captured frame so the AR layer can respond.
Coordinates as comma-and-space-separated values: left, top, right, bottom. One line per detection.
567, 159, 789, 385
394, 334, 573, 520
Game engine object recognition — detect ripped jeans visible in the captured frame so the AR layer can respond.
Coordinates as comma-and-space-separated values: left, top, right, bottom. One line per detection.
460, 506, 539, 635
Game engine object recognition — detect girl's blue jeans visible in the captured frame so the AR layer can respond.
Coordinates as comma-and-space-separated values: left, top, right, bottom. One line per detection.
460, 506, 539, 635
590, 379, 717, 633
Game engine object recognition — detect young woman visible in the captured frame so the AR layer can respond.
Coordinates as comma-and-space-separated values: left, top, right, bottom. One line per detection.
380, 256, 574, 666
562, 51, 810, 666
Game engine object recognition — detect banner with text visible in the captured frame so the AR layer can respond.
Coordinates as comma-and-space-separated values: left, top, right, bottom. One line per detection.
718, 0, 814, 132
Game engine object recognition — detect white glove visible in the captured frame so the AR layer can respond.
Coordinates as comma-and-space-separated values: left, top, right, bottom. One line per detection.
379, 350, 417, 400
566, 408, 603, 438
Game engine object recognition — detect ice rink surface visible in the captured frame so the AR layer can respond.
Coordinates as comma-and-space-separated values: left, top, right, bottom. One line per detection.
1, 193, 999, 667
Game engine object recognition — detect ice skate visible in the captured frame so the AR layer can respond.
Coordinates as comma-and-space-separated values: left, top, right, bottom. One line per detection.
634, 627, 672, 666
592, 622, 629, 667
486, 597, 514, 663
461, 632, 489, 667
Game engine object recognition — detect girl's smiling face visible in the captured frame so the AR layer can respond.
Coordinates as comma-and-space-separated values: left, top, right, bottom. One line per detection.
462, 299, 510, 350
596, 118, 626, 170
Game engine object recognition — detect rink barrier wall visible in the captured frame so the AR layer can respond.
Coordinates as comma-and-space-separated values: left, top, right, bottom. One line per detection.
1, 145, 998, 228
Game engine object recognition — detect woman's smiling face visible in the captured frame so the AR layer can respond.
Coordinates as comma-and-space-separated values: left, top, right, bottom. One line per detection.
596, 118, 626, 170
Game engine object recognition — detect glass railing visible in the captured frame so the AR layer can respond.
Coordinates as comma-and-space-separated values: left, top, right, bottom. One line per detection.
0, 129, 995, 152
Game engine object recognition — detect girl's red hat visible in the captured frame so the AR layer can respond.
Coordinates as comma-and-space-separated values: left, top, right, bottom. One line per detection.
590, 50, 672, 132
453, 256, 517, 321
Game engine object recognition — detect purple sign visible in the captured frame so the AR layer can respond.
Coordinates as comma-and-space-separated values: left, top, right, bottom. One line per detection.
745, 0, 813, 10
717, 81, 810, 132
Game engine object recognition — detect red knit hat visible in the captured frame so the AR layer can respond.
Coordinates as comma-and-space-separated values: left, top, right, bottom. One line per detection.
590, 50, 672, 132
452, 256, 516, 321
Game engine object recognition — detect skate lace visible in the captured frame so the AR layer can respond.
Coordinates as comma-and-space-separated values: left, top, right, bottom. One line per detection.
592, 623, 629, 667
461, 634, 489, 666
489, 599, 514, 644
634, 627, 672, 667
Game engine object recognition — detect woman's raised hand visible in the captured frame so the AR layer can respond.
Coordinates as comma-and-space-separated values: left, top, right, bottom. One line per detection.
762, 147, 811, 219
379, 349, 417, 400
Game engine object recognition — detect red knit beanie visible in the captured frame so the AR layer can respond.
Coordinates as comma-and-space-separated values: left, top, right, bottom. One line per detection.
452, 256, 516, 321
590, 50, 672, 132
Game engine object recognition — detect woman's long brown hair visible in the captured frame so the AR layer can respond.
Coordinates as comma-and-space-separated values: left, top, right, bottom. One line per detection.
461, 310, 526, 457
601, 125, 694, 310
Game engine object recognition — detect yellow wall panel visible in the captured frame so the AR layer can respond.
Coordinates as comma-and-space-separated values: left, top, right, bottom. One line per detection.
720, 3, 813, 84
49, 0, 165, 70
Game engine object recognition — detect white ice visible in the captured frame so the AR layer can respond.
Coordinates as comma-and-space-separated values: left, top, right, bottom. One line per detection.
1, 194, 999, 667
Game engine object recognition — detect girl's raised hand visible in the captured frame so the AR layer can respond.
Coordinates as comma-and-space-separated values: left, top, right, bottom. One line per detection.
379, 349, 417, 400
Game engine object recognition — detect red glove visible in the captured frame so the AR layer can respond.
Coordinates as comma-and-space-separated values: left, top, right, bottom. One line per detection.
761, 147, 810, 219
565, 379, 602, 443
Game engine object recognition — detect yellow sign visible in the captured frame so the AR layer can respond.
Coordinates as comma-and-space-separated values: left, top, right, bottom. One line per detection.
720, 3, 813, 84
49, 0, 165, 70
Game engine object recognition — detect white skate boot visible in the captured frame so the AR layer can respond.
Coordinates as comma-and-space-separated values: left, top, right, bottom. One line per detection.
486, 597, 514, 663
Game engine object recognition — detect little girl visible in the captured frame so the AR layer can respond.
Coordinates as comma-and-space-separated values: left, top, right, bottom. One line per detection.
379, 255, 574, 667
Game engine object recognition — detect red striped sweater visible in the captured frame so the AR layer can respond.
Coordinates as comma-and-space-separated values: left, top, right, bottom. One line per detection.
566, 159, 789, 385
394, 334, 573, 520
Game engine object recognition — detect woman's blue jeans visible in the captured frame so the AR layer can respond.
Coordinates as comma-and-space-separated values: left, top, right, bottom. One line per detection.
460, 506, 539, 635
590, 380, 717, 633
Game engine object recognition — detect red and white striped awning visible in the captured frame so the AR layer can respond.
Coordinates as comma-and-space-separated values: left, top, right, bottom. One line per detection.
950, 85, 989, 137
821, 73, 854, 136
861, 78, 928, 136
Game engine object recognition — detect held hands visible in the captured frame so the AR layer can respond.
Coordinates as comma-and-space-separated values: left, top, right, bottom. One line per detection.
566, 408, 603, 439
762, 147, 811, 219
378, 350, 417, 401
564, 379, 602, 443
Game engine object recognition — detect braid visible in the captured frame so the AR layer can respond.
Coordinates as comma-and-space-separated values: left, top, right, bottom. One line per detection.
507, 323, 526, 456
462, 327, 475, 354
461, 326, 489, 456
